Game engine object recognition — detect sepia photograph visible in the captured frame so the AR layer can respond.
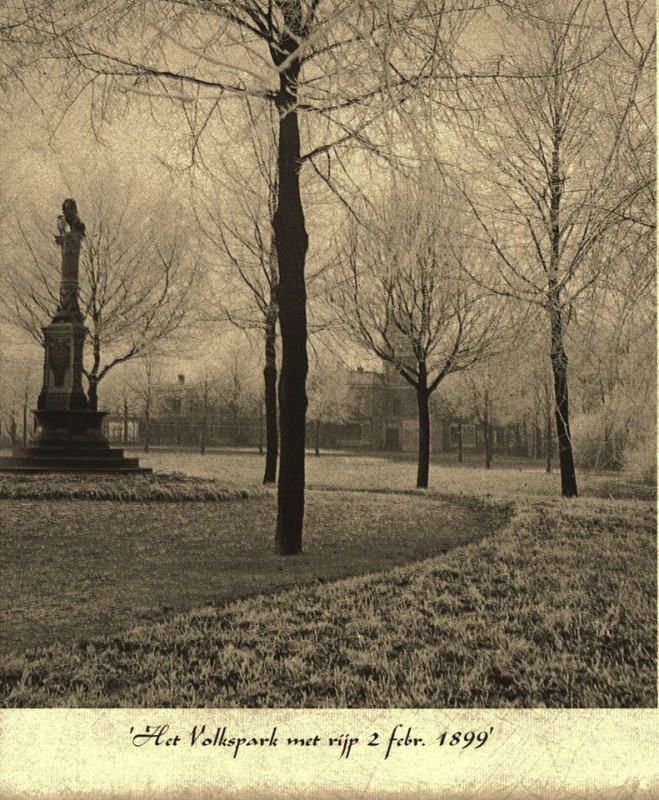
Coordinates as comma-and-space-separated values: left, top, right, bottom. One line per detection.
0, 0, 655, 795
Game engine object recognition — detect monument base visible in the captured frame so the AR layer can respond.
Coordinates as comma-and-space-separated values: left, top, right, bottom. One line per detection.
0, 410, 152, 474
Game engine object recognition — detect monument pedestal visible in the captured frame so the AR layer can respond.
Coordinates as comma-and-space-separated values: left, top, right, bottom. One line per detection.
1, 396, 151, 475
0, 200, 150, 475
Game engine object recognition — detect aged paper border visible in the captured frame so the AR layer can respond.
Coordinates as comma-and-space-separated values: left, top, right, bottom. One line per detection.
0, 707, 658, 796
0, 5, 656, 796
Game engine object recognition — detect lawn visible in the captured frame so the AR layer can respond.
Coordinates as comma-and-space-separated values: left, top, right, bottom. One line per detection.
0, 495, 654, 708
0, 484, 509, 658
123, 446, 656, 501
0, 449, 654, 707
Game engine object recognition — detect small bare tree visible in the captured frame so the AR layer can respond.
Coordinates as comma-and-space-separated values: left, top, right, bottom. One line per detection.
335, 174, 504, 488
130, 352, 164, 453
306, 348, 351, 457
214, 339, 262, 449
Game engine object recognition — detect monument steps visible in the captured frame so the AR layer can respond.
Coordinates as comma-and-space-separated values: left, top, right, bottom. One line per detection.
5, 456, 141, 469
0, 463, 152, 474
11, 446, 129, 459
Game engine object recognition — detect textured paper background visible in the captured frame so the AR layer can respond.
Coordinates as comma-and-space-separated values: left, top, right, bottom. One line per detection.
1, 708, 658, 796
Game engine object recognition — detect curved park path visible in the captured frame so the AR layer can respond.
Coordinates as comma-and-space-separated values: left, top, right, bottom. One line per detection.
0, 490, 510, 658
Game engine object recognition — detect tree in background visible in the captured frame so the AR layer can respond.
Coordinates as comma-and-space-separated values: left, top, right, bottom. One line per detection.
466, 369, 498, 471
335, 174, 504, 488
101, 371, 140, 446
192, 100, 281, 482
0, 351, 40, 449
130, 353, 164, 454
306, 348, 351, 457
192, 370, 220, 456
568, 278, 655, 475
436, 316, 550, 471
212, 335, 263, 449
459, 0, 655, 497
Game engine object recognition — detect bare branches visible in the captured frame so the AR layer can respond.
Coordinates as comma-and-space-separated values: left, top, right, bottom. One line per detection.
457, 0, 655, 317
333, 170, 504, 396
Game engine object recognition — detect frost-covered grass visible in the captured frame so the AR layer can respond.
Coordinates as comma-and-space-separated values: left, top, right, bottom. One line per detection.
0, 449, 653, 707
0, 495, 654, 708
0, 490, 509, 661
126, 447, 655, 501
0, 472, 265, 502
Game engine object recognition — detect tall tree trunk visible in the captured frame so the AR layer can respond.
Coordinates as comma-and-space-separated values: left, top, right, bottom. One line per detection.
263, 306, 278, 484
314, 418, 321, 457
144, 400, 150, 453
457, 421, 463, 463
22, 401, 28, 446
416, 371, 430, 488
274, 52, 308, 555
547, 94, 577, 497
549, 304, 576, 494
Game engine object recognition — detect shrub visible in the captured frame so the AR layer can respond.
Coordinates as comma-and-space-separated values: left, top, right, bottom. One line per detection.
623, 438, 657, 485
571, 411, 627, 471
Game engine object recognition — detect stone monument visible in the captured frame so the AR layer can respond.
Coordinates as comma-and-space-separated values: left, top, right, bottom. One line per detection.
0, 200, 150, 473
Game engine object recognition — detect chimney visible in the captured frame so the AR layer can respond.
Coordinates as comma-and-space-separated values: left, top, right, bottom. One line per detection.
177, 374, 185, 385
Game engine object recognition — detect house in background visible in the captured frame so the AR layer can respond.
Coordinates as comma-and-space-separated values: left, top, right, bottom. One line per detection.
335, 362, 540, 459
105, 363, 548, 461
105, 372, 263, 448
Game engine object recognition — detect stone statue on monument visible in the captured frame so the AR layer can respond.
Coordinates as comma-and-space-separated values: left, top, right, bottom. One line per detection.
53, 198, 85, 323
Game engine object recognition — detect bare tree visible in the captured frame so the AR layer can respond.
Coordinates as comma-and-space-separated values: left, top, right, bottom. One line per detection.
457, 0, 655, 497
185, 368, 222, 455
131, 352, 164, 453
467, 373, 495, 470
334, 174, 504, 488
214, 340, 262, 448
0, 3, 50, 91
568, 271, 656, 472
192, 101, 280, 481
